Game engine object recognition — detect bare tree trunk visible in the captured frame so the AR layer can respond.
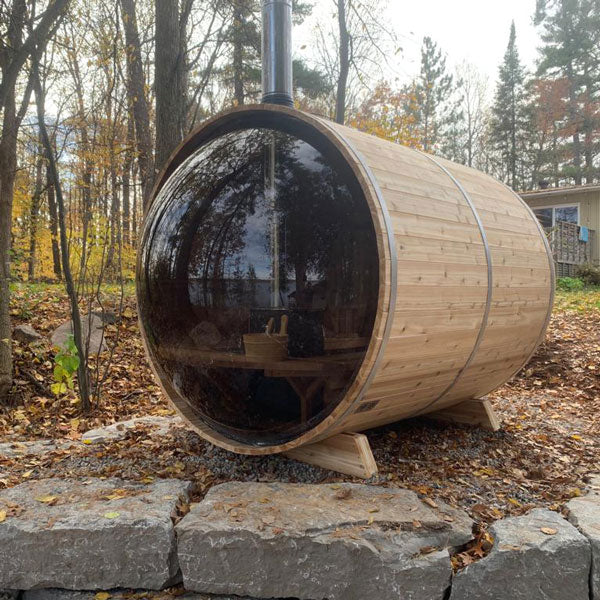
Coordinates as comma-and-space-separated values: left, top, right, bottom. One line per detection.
155, 0, 190, 173
0, 89, 18, 399
120, 0, 154, 211
32, 56, 90, 412
0, 0, 27, 400
335, 0, 350, 125
67, 50, 93, 282
232, 0, 245, 106
132, 162, 138, 243
47, 169, 62, 279
28, 133, 44, 280
122, 111, 134, 246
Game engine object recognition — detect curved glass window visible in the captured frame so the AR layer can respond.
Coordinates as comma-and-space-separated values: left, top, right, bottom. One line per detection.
137, 120, 379, 446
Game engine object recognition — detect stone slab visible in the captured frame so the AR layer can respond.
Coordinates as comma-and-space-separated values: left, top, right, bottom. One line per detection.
51, 315, 106, 354
0, 478, 192, 591
22, 591, 260, 600
13, 325, 42, 344
81, 416, 182, 444
450, 508, 591, 600
177, 482, 474, 600
568, 475, 600, 599
0, 440, 68, 459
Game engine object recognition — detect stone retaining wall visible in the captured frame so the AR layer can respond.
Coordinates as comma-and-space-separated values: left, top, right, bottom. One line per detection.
0, 477, 598, 600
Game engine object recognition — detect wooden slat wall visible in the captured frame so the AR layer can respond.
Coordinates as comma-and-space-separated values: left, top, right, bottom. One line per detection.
142, 105, 553, 454
321, 119, 553, 435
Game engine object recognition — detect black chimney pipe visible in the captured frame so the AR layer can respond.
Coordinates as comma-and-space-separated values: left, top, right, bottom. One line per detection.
261, 0, 293, 107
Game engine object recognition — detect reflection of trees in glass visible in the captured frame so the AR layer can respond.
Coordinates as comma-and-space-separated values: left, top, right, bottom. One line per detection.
140, 125, 378, 340
137, 123, 380, 445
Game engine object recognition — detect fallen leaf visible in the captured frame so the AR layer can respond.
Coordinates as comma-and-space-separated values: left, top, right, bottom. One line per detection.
540, 527, 558, 535
334, 488, 351, 500
423, 497, 438, 509
35, 495, 57, 505
103, 511, 120, 519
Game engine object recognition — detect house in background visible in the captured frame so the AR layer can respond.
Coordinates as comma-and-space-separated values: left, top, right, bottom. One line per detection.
521, 185, 599, 277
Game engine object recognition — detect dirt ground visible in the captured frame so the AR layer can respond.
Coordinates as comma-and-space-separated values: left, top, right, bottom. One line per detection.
1, 283, 599, 566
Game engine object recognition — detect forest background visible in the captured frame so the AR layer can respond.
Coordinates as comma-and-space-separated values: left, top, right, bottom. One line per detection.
0, 0, 598, 404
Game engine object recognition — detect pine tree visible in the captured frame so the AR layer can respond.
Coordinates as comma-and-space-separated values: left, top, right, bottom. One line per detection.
222, 0, 320, 105
535, 0, 600, 184
490, 22, 529, 190
410, 37, 457, 153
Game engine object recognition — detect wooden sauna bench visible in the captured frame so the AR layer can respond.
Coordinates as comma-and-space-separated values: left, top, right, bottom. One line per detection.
161, 345, 365, 422
161, 345, 364, 376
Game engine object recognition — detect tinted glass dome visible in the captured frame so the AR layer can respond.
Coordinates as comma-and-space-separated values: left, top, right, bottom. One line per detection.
137, 116, 379, 446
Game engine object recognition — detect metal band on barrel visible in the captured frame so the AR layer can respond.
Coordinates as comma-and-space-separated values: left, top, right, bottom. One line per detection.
410, 152, 494, 416
499, 183, 556, 379
331, 130, 398, 415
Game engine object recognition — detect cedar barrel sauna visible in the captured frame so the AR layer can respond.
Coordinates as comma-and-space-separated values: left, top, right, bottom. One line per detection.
136, 1, 554, 471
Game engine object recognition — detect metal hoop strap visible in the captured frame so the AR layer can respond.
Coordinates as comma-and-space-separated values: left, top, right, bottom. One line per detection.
409, 152, 494, 417
329, 129, 398, 414
499, 183, 556, 378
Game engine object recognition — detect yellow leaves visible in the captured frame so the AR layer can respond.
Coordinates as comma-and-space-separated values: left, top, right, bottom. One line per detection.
82, 439, 93, 444
422, 497, 438, 509
473, 467, 495, 477
0, 510, 6, 523
349, 81, 423, 149
103, 512, 120, 519
540, 527, 558, 535
94, 592, 111, 600
104, 489, 129, 501
508, 498, 521, 507
153, 408, 175, 416
21, 470, 33, 479
571, 434, 583, 441
35, 495, 58, 505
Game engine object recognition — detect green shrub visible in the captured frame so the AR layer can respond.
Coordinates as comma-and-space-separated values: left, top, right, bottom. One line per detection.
52, 335, 80, 396
557, 277, 585, 291
575, 263, 600, 286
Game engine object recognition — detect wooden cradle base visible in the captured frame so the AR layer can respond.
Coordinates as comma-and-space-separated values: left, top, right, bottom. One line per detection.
283, 398, 500, 478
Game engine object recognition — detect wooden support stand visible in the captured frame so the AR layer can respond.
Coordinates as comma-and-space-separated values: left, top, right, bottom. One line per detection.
284, 432, 378, 479
284, 399, 501, 479
428, 397, 501, 431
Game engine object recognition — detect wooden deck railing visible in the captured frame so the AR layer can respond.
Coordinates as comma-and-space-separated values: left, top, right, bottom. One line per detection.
549, 221, 596, 276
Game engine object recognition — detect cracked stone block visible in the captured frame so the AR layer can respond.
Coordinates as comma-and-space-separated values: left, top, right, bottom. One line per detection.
81, 416, 182, 444
51, 315, 106, 354
0, 478, 192, 591
176, 482, 474, 600
22, 591, 261, 600
0, 440, 65, 459
450, 508, 591, 600
13, 325, 42, 344
568, 476, 600, 599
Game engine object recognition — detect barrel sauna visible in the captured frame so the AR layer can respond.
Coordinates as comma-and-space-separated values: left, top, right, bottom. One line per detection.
136, 104, 554, 456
